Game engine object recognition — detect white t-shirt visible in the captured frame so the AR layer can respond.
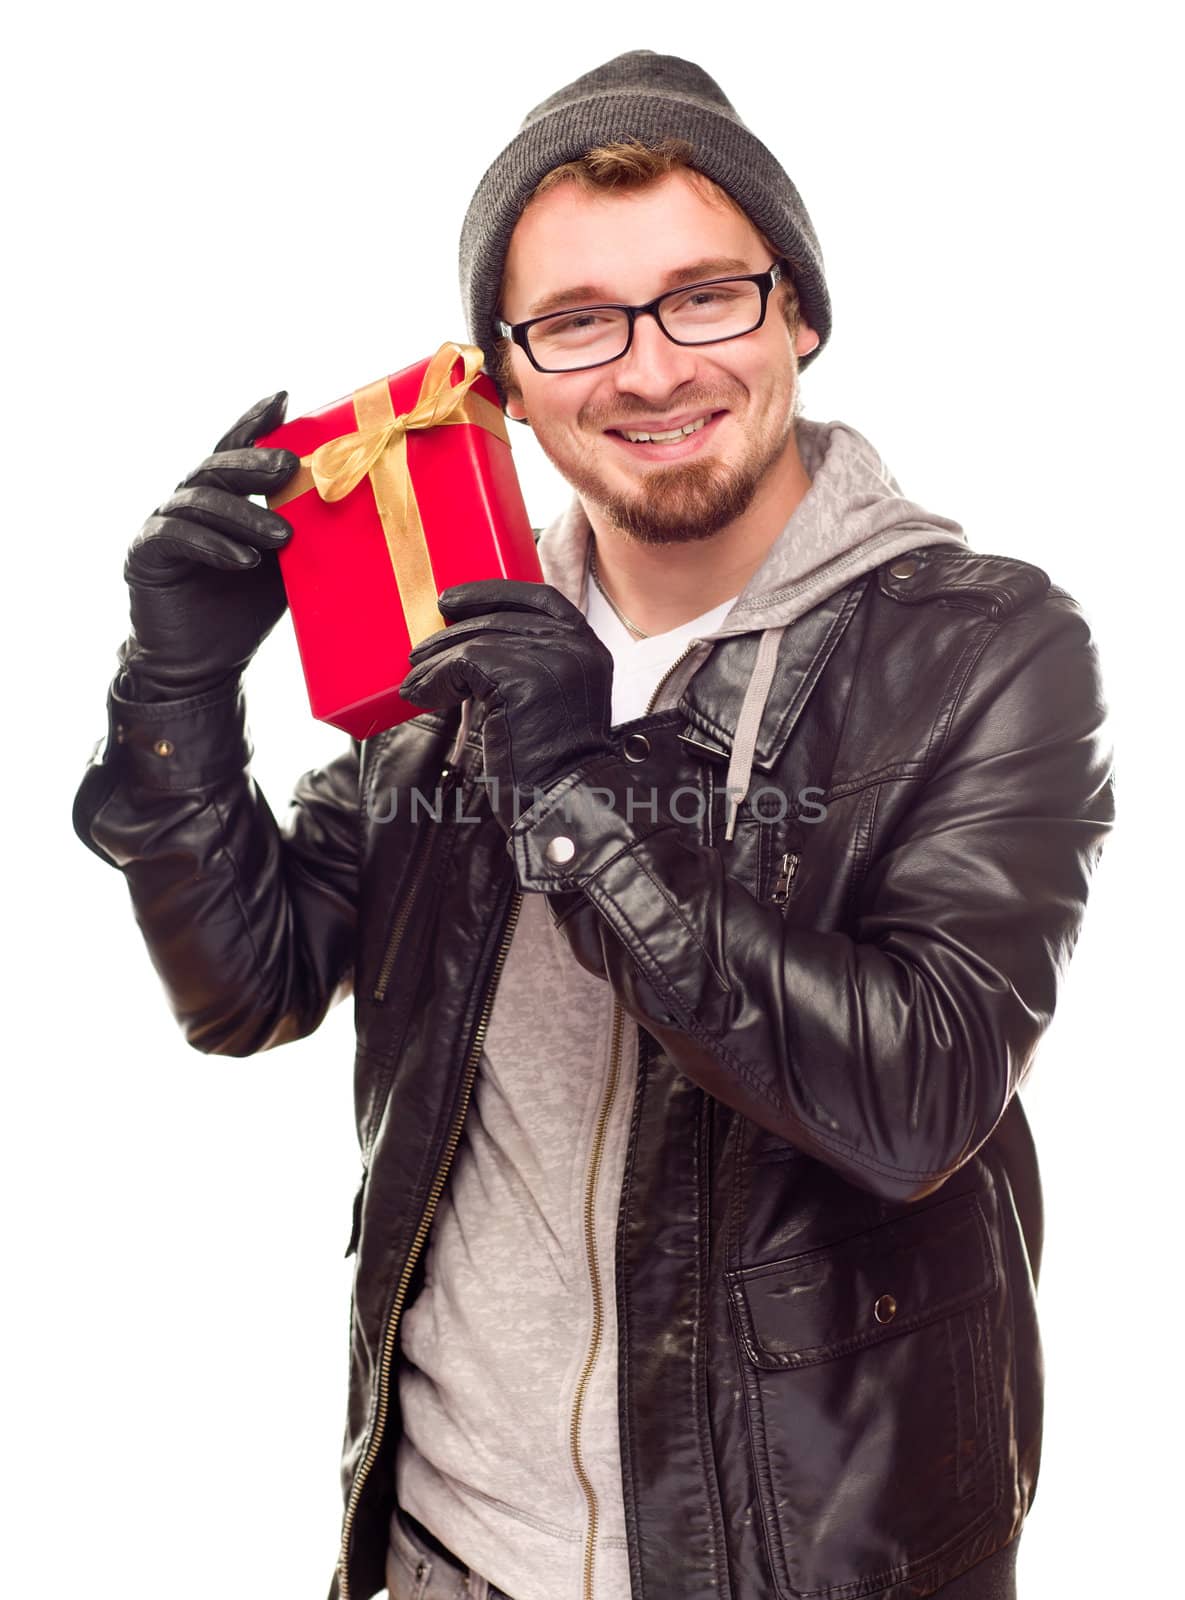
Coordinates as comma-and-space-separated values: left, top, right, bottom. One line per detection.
582, 569, 739, 725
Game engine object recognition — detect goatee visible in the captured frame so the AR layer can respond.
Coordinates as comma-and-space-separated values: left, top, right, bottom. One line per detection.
564, 378, 800, 547
591, 456, 766, 546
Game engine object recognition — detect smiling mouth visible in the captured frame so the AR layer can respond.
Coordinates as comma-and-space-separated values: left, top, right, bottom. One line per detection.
608, 410, 725, 444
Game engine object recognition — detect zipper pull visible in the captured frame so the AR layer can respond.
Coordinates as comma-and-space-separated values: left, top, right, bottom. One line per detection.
770, 851, 800, 905
446, 696, 473, 769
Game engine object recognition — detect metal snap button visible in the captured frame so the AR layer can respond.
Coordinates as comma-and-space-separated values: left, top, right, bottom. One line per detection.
874, 1293, 898, 1324
114, 724, 126, 744
888, 556, 919, 580
545, 835, 576, 865
623, 733, 651, 763
153, 738, 175, 758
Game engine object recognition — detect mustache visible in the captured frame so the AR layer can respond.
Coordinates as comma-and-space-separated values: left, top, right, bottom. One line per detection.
578, 385, 743, 430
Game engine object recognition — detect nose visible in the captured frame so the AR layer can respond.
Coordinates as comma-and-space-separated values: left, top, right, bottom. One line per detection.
610, 308, 699, 398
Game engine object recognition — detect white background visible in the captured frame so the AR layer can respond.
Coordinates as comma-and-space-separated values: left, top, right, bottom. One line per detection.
4, 2, 1177, 1595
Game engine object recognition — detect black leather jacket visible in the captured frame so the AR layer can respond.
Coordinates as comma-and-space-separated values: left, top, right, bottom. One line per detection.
74, 546, 1115, 1600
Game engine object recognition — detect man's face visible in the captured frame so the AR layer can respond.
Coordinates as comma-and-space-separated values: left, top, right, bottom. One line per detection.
499, 171, 819, 545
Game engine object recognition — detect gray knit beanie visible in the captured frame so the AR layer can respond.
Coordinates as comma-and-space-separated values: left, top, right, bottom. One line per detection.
459, 50, 831, 400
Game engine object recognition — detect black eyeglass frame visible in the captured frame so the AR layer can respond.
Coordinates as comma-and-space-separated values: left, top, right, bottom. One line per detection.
496, 259, 789, 374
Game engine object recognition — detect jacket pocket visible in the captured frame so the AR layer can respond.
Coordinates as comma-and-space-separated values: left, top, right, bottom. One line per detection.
727, 1191, 1003, 1598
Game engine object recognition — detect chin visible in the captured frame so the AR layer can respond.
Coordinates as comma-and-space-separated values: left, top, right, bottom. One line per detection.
594, 458, 763, 546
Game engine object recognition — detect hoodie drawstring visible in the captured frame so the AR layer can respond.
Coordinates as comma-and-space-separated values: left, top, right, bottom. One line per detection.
723, 625, 786, 842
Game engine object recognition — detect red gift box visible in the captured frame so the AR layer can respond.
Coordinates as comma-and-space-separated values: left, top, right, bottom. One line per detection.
255, 341, 541, 739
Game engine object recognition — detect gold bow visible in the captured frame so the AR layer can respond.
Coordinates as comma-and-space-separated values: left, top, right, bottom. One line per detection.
270, 342, 510, 646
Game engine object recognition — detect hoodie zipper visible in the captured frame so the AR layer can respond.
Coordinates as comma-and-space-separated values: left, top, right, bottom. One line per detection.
560, 643, 701, 1597
563, 652, 695, 1600
338, 886, 524, 1600
569, 999, 627, 1600
644, 641, 704, 717
566, 650, 697, 1598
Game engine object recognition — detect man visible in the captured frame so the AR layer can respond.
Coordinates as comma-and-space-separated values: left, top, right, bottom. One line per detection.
73, 50, 1114, 1600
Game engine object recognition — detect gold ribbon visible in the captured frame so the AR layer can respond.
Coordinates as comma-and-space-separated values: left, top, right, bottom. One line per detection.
270, 342, 510, 646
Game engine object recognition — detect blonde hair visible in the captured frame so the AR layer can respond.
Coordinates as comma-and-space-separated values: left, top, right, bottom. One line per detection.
494, 138, 801, 396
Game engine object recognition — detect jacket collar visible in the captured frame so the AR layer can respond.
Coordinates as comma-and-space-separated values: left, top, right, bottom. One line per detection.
673, 580, 868, 772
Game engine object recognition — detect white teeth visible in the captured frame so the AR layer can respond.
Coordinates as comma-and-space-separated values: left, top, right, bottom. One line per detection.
621, 414, 710, 444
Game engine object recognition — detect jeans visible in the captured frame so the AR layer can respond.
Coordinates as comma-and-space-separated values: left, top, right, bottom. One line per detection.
386, 1506, 517, 1600
385, 1504, 1019, 1600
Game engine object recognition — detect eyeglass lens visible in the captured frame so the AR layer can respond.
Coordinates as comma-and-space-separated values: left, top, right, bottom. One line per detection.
527, 278, 765, 371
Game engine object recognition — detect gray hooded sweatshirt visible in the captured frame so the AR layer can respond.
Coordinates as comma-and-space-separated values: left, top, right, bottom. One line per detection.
393, 417, 969, 1600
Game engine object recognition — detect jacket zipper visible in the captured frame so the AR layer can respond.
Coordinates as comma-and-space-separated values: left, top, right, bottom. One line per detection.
569, 998, 627, 1600
770, 850, 800, 905
338, 885, 524, 1600
372, 763, 459, 1002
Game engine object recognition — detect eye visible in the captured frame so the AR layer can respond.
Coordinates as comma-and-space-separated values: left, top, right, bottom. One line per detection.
680, 285, 744, 309
549, 311, 610, 334
531, 308, 627, 352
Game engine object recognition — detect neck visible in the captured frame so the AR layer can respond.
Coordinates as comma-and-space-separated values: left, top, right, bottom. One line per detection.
583, 426, 813, 635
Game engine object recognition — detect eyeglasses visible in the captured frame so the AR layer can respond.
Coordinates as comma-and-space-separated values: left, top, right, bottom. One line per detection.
497, 260, 789, 374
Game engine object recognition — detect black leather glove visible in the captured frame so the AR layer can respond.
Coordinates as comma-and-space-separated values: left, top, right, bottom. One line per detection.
118, 393, 301, 702
397, 580, 615, 834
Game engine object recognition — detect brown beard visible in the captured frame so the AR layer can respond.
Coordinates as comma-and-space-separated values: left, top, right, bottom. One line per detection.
551, 373, 800, 547
592, 454, 766, 545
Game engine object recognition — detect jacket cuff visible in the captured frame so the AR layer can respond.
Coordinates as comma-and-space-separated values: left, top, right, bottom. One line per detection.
509, 752, 672, 892
102, 675, 252, 792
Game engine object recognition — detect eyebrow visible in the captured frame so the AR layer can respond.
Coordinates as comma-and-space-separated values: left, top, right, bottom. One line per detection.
523, 256, 756, 319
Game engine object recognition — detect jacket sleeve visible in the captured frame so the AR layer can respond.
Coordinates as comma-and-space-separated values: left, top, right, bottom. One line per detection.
73, 674, 360, 1057
508, 597, 1116, 1203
